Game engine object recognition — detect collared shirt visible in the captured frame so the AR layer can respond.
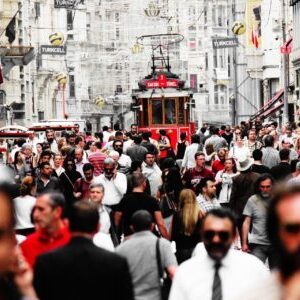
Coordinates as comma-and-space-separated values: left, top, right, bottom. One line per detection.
21, 226, 70, 267
116, 231, 177, 300
142, 162, 162, 197
169, 248, 269, 300
75, 159, 88, 177
244, 140, 262, 156
196, 194, 220, 212
93, 172, 127, 205
182, 143, 202, 169
262, 147, 280, 169
36, 176, 62, 195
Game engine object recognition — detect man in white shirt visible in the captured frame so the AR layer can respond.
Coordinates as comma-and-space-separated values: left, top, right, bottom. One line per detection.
93, 157, 127, 210
75, 147, 88, 177
181, 134, 202, 170
169, 208, 269, 300
142, 152, 162, 197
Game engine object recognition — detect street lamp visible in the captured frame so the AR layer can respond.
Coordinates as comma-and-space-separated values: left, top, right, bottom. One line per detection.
55, 72, 68, 119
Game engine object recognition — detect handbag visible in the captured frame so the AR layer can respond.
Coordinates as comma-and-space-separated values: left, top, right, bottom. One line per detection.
159, 187, 178, 218
156, 238, 171, 300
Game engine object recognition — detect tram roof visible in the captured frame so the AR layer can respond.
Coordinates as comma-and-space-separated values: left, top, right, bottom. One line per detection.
133, 89, 191, 99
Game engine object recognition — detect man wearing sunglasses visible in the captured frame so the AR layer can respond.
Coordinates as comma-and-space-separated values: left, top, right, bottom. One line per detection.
169, 208, 268, 300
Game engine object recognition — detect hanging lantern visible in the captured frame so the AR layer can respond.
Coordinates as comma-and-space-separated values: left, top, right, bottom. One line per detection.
131, 43, 143, 54
49, 32, 64, 46
231, 21, 246, 35
144, 1, 160, 17
55, 72, 68, 85
94, 95, 106, 107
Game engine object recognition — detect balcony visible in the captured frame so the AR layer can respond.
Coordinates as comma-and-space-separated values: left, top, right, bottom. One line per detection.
0, 46, 35, 76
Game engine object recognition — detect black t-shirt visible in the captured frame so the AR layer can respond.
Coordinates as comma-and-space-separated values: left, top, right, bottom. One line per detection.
117, 192, 160, 236
251, 164, 270, 174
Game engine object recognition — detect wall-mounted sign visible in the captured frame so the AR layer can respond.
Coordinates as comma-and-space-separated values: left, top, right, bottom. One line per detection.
212, 37, 238, 49
40, 45, 66, 55
54, 0, 76, 8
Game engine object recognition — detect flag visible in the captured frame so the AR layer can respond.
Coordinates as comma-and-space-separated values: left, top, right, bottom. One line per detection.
251, 27, 259, 48
0, 59, 3, 85
5, 16, 16, 44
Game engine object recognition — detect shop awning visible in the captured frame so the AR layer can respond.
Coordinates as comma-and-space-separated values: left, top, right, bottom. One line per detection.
250, 89, 284, 121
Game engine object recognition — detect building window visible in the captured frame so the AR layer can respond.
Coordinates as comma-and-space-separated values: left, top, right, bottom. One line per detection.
69, 74, 75, 98
189, 38, 196, 51
190, 74, 198, 92
67, 10, 73, 39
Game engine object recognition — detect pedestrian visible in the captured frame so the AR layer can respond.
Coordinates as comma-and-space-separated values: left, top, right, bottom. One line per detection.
229, 156, 259, 239
170, 189, 204, 263
196, 177, 220, 213
74, 147, 88, 177
182, 152, 213, 191
181, 134, 202, 171
215, 158, 238, 206
115, 173, 169, 240
251, 149, 270, 174
270, 149, 292, 182
73, 163, 95, 200
36, 162, 63, 195
204, 127, 228, 152
93, 157, 127, 210
20, 193, 70, 267
34, 201, 134, 300
113, 140, 132, 174
211, 148, 227, 175
169, 208, 269, 300
175, 132, 189, 168
126, 135, 148, 163
13, 176, 36, 236
116, 210, 177, 300
158, 129, 172, 165
242, 174, 276, 267
261, 135, 280, 169
244, 129, 262, 156
142, 152, 162, 197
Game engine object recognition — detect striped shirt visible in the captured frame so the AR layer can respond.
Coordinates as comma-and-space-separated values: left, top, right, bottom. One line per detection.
88, 152, 107, 176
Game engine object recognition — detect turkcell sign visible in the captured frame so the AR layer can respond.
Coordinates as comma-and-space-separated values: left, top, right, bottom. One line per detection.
41, 45, 66, 55
54, 0, 76, 8
212, 38, 238, 49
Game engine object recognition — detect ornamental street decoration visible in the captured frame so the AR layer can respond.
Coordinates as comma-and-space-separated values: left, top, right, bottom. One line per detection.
49, 32, 64, 46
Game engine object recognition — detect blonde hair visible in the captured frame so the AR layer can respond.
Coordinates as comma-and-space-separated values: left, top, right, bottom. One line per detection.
179, 189, 200, 236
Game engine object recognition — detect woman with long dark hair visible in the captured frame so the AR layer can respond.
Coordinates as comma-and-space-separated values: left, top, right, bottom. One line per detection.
60, 157, 82, 215
10, 151, 30, 184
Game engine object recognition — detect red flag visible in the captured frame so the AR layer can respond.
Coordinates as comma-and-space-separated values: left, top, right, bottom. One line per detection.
0, 62, 3, 85
252, 28, 259, 48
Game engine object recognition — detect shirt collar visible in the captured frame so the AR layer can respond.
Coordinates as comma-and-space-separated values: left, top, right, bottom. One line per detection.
37, 226, 68, 242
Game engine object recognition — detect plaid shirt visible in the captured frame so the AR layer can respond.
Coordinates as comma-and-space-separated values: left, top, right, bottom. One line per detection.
196, 194, 221, 212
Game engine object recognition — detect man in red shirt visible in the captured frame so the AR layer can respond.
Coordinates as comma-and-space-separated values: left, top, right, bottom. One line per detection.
21, 192, 70, 267
211, 148, 226, 175
182, 152, 213, 191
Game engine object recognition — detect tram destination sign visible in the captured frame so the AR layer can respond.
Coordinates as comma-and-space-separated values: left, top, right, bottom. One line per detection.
212, 37, 238, 49
54, 0, 76, 8
146, 79, 179, 89
40, 45, 67, 55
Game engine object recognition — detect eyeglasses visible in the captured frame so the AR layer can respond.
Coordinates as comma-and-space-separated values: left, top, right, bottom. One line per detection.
114, 145, 122, 148
67, 163, 74, 166
203, 230, 231, 242
281, 223, 300, 235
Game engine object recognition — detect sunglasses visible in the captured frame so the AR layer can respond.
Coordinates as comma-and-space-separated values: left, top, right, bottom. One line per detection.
281, 223, 300, 235
104, 168, 114, 172
114, 145, 122, 148
203, 230, 231, 242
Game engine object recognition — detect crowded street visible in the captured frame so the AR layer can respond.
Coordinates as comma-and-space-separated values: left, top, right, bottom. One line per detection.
1, 0, 300, 299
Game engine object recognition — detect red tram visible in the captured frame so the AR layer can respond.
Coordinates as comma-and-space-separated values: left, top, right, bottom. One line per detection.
132, 55, 195, 148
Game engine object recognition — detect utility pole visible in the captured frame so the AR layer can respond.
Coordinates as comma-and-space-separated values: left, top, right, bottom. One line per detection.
282, 0, 289, 124
232, 0, 238, 125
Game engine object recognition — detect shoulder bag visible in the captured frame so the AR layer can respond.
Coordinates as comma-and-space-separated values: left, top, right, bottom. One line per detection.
156, 238, 171, 300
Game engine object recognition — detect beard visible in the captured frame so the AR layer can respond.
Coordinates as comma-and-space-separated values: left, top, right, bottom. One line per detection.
276, 243, 300, 280
115, 148, 123, 156
204, 242, 231, 262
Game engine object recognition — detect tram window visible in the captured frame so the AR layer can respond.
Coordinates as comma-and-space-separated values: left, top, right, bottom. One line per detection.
142, 99, 148, 126
165, 98, 176, 124
178, 97, 185, 124
152, 100, 163, 124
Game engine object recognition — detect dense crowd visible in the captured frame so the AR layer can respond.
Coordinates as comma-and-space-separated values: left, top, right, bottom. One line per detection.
1, 118, 300, 299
